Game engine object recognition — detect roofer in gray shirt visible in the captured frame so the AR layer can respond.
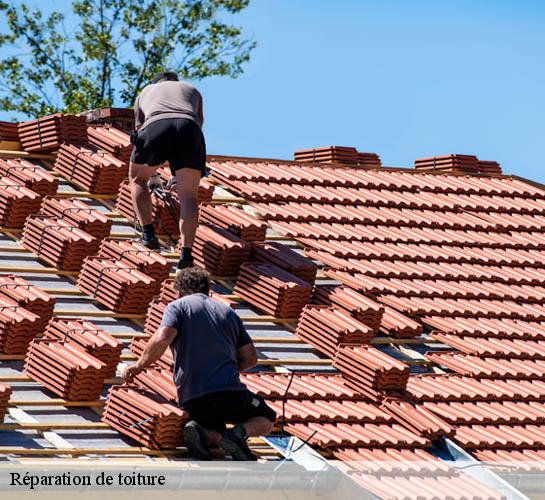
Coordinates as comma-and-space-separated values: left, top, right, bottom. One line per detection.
130, 70, 205, 269
122, 267, 276, 461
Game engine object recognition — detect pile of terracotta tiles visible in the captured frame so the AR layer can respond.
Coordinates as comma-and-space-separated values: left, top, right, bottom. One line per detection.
294, 146, 381, 167
234, 262, 312, 318
24, 338, 107, 400
22, 215, 98, 271
54, 144, 127, 194
133, 367, 177, 402
0, 382, 11, 423
199, 203, 267, 241
0, 120, 19, 142
77, 257, 157, 314
143, 298, 169, 337
334, 345, 410, 400
0, 297, 42, 354
0, 158, 58, 196
44, 318, 122, 378
0, 275, 54, 330
102, 385, 187, 449
185, 224, 251, 276
87, 126, 133, 164
97, 238, 171, 292
0, 178, 42, 228
414, 154, 502, 176
251, 242, 317, 283
312, 285, 384, 332
39, 197, 112, 240
18, 114, 88, 152
130, 334, 173, 370
295, 305, 374, 358
478, 160, 502, 175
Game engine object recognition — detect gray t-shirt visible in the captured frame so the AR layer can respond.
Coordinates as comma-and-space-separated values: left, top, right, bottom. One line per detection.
134, 80, 204, 130
160, 293, 252, 404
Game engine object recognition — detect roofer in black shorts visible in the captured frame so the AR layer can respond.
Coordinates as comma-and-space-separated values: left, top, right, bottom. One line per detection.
130, 71, 206, 269
122, 267, 276, 461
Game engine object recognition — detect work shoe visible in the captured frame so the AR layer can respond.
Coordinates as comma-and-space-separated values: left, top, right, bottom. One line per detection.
183, 421, 213, 461
220, 425, 257, 461
177, 257, 194, 270
138, 235, 160, 250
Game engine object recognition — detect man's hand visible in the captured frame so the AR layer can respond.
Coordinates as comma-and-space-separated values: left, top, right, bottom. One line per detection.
122, 363, 143, 384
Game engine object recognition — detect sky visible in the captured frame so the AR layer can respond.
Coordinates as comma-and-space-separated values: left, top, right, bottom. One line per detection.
2, 0, 545, 182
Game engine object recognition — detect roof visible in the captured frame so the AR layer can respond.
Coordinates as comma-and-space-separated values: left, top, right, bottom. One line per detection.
0, 115, 542, 497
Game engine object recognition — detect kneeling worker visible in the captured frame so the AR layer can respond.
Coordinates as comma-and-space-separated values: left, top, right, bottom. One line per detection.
130, 70, 205, 269
122, 267, 276, 460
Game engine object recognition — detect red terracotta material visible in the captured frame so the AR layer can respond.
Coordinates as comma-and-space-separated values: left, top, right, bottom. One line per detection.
133, 367, 177, 402
181, 224, 251, 276
130, 334, 173, 371
143, 297, 169, 337
454, 424, 545, 449
311, 284, 383, 332
414, 154, 480, 175
0, 120, 19, 142
24, 338, 107, 400
472, 449, 545, 465
199, 203, 267, 241
0, 275, 54, 330
293, 146, 381, 168
54, 143, 127, 194
334, 345, 409, 399
102, 385, 187, 449
0, 382, 12, 423
22, 215, 98, 271
234, 262, 312, 318
0, 177, 42, 228
98, 238, 170, 291
0, 158, 58, 196
295, 305, 374, 358
285, 422, 430, 448
18, 114, 88, 152
0, 297, 41, 354
44, 318, 122, 378
40, 197, 112, 240
87, 125, 133, 164
379, 306, 423, 338
251, 242, 318, 283
77, 257, 157, 314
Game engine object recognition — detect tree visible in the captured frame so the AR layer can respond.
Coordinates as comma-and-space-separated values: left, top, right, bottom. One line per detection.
0, 0, 255, 116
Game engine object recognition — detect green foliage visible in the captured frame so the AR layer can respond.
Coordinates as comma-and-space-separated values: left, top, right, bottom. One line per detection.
0, 0, 255, 116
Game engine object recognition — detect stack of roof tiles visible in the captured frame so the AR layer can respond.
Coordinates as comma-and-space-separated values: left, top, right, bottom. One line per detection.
130, 333, 173, 370
24, 338, 107, 400
44, 318, 122, 378
0, 275, 54, 330
184, 224, 251, 276
0, 120, 19, 142
87, 125, 133, 164
234, 262, 312, 318
22, 215, 98, 271
133, 367, 177, 402
39, 197, 112, 240
295, 305, 374, 358
0, 177, 42, 228
199, 203, 267, 241
293, 146, 381, 168
0, 158, 58, 196
251, 242, 317, 283
77, 257, 157, 314
54, 144, 127, 194
0, 296, 42, 354
143, 297, 170, 337
0, 382, 11, 423
414, 154, 502, 176
97, 238, 171, 292
102, 385, 187, 449
334, 345, 410, 400
18, 114, 88, 152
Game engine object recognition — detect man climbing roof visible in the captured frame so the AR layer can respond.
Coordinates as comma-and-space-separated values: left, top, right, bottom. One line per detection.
129, 70, 205, 269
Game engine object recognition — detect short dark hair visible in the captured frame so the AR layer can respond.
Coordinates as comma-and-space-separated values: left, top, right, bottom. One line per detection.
152, 71, 179, 84
173, 266, 210, 297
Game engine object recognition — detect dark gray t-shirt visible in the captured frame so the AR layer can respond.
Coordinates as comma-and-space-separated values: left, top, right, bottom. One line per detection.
160, 293, 252, 404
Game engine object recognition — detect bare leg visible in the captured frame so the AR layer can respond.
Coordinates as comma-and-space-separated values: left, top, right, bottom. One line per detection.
175, 168, 201, 249
129, 162, 160, 226
242, 417, 274, 437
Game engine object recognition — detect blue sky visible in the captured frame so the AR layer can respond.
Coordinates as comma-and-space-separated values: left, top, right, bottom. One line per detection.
2, 1, 545, 182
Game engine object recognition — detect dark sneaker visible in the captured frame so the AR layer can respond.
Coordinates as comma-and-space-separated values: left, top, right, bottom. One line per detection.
138, 235, 160, 250
220, 425, 257, 461
177, 258, 194, 270
183, 421, 212, 460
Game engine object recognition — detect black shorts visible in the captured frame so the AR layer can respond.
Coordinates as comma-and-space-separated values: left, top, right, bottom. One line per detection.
182, 389, 277, 433
131, 117, 206, 176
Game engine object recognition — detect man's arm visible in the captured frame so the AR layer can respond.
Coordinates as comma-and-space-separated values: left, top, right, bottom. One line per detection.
122, 326, 177, 383
197, 91, 204, 127
236, 342, 258, 372
134, 94, 145, 131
